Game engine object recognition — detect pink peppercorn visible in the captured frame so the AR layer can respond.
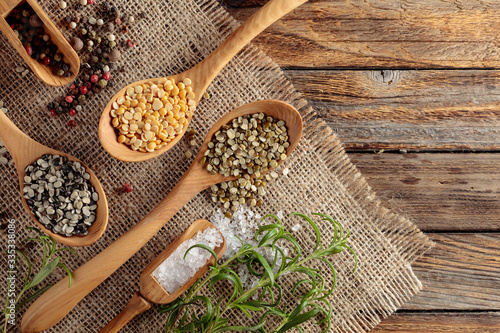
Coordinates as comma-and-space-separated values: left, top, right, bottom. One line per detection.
85, 81, 92, 89
25, 45, 32, 56
68, 120, 77, 127
50, 109, 57, 116
80, 85, 88, 94
43, 57, 50, 65
115, 17, 122, 25
70, 84, 76, 90
102, 72, 111, 80
87, 0, 94, 4
69, 109, 76, 116
122, 184, 132, 193
65, 95, 73, 103
126, 39, 135, 48
90, 74, 99, 83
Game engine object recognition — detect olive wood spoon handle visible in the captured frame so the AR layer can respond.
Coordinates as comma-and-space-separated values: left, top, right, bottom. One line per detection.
99, 292, 152, 333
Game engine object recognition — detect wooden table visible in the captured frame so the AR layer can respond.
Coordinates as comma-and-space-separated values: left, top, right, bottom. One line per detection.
224, 0, 500, 331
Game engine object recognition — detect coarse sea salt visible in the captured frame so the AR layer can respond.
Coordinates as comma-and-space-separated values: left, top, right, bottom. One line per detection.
210, 206, 262, 260
210, 206, 288, 290
153, 228, 223, 294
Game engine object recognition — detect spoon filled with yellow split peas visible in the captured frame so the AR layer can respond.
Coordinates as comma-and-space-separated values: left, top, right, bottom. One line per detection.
98, 0, 308, 162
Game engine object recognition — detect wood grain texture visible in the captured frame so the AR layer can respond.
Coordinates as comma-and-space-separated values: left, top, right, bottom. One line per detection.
406, 233, 500, 310
285, 69, 500, 151
348, 153, 500, 231
225, 0, 500, 68
371, 312, 500, 332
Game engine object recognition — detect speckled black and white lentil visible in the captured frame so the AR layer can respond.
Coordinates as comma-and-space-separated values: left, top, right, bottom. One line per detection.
22, 154, 98, 237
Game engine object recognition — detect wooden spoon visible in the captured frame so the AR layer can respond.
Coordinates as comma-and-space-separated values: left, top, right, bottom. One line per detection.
22, 99, 302, 332
0, 110, 108, 247
100, 219, 226, 333
98, 0, 307, 162
0, 0, 79, 86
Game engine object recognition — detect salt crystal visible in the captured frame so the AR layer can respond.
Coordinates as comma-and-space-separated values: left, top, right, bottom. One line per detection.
292, 224, 301, 232
152, 228, 223, 294
210, 206, 287, 290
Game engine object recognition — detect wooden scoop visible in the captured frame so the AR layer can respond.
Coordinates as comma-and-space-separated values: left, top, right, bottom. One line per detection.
21, 99, 302, 332
0, 110, 108, 247
98, 0, 307, 162
0, 0, 79, 86
99, 220, 226, 333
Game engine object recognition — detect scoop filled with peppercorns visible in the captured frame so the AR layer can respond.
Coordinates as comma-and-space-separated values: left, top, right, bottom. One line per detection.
0, 109, 108, 247
2, 0, 79, 86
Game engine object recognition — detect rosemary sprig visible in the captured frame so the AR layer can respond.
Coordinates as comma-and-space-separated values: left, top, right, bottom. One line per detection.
1, 227, 76, 333
159, 212, 358, 333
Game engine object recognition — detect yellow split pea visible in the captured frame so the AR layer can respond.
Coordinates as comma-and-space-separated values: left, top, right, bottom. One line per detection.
110, 77, 196, 152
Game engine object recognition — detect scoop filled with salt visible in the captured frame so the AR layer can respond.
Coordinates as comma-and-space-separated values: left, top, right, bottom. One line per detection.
99, 220, 226, 333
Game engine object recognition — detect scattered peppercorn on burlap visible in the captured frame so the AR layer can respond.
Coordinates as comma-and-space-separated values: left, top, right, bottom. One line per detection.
0, 0, 433, 332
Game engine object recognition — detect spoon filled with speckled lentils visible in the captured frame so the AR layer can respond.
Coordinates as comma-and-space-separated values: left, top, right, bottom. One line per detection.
0, 110, 108, 247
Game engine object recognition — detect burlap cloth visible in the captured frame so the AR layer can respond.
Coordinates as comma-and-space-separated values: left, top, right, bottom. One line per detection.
0, 0, 434, 332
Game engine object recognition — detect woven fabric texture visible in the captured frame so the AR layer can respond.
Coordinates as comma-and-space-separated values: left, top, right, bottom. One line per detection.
0, 0, 433, 332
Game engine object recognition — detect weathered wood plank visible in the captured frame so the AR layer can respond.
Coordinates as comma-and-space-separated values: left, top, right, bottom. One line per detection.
348, 153, 500, 231
225, 0, 500, 68
371, 312, 500, 332
286, 69, 500, 151
406, 233, 500, 310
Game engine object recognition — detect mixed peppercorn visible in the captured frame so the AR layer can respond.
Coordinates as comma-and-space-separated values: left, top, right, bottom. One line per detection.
46, 1, 144, 127
6, 3, 73, 77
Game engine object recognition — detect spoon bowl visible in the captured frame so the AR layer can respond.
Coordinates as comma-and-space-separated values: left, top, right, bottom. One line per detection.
100, 220, 226, 333
0, 0, 80, 86
22, 99, 302, 332
0, 110, 108, 247
98, 0, 307, 162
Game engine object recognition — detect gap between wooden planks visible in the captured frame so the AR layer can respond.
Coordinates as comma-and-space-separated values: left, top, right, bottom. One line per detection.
371, 312, 500, 333
286, 69, 500, 151
404, 233, 500, 311
346, 153, 500, 232
226, 0, 500, 68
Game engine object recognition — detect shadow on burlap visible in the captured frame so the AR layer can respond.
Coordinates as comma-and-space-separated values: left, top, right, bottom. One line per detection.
0, 0, 434, 332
